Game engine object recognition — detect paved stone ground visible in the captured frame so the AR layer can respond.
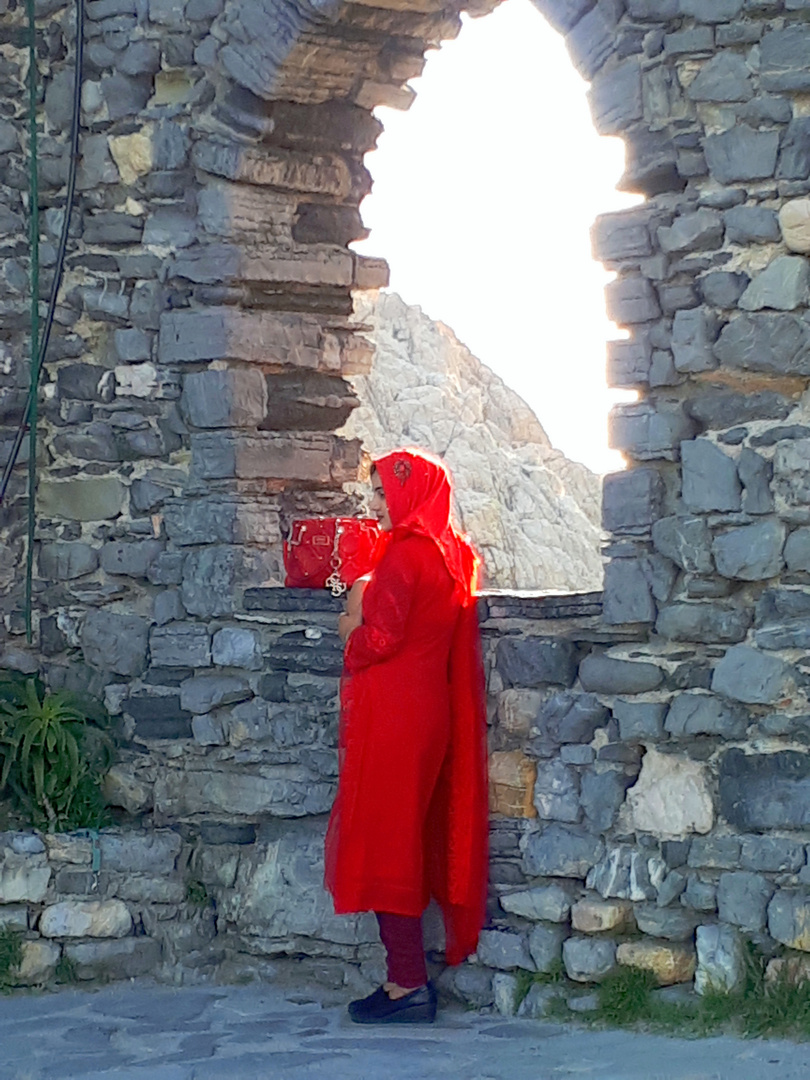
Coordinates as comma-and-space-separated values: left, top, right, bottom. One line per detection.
1, 981, 808, 1080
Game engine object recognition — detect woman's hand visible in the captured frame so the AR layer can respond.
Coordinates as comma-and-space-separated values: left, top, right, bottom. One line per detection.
339, 577, 370, 643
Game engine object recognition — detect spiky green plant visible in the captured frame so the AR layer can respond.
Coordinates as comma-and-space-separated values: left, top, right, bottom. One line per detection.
0, 678, 114, 832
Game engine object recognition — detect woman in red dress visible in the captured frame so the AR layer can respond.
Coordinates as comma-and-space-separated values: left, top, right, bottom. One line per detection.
324, 447, 489, 1024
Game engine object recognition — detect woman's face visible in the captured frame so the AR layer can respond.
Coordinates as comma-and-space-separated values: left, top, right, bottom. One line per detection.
369, 470, 392, 531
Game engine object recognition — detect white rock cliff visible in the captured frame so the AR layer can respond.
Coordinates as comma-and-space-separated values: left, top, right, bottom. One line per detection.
341, 292, 603, 591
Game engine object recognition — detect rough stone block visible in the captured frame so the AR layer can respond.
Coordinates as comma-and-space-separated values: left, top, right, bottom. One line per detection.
0, 906, 28, 932
713, 313, 810, 375
684, 875, 717, 912
563, 936, 617, 982
768, 890, 810, 951
179, 675, 251, 716
99, 831, 181, 874
572, 898, 634, 934
40, 899, 132, 939
738, 448, 774, 514
500, 883, 574, 923
534, 760, 580, 823
695, 924, 745, 995
579, 654, 663, 694
687, 51, 752, 101
704, 125, 779, 184
602, 558, 656, 625
39, 542, 99, 580
100, 540, 164, 578
656, 602, 751, 644
658, 210, 724, 254
785, 527, 810, 572
149, 623, 211, 668
699, 270, 749, 308
39, 477, 126, 521
15, 940, 60, 986
81, 609, 149, 677
681, 439, 741, 512
610, 402, 695, 459
719, 748, 810, 830
602, 468, 662, 533
741, 835, 805, 873
717, 871, 774, 932
760, 26, 810, 92
154, 767, 334, 819
617, 940, 696, 985
212, 627, 262, 670
613, 699, 667, 739
605, 275, 661, 324
477, 929, 534, 972
778, 119, 810, 181
711, 644, 790, 704
588, 59, 643, 136
712, 519, 785, 580
680, 0, 743, 19
66, 936, 162, 980
125, 693, 193, 740
606, 337, 651, 387
651, 515, 712, 574
739, 256, 810, 312
489, 750, 536, 818
496, 638, 578, 688
626, 748, 714, 839
664, 26, 714, 54
522, 824, 604, 879
181, 369, 267, 429
780, 198, 810, 254
592, 209, 652, 262
588, 845, 658, 901
665, 692, 747, 738
0, 851, 51, 903
671, 309, 718, 373
634, 904, 698, 941
580, 768, 631, 832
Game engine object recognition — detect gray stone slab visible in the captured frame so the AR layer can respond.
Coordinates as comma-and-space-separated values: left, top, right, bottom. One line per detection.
711, 644, 791, 704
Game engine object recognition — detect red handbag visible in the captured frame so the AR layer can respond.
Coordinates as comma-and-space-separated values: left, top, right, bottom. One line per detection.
283, 517, 388, 596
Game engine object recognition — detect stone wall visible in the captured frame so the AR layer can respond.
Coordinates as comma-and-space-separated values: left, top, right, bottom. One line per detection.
4, 0, 810, 1009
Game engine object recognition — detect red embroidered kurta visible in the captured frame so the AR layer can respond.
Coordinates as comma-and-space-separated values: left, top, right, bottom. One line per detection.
325, 450, 488, 966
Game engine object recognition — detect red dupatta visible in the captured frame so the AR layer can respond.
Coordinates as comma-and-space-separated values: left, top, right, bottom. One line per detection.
373, 449, 489, 965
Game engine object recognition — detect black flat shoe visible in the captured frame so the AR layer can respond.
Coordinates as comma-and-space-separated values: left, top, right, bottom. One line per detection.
348, 982, 437, 1025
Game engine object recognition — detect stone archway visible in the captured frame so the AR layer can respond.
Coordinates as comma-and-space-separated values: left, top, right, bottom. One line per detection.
2, 0, 810, 997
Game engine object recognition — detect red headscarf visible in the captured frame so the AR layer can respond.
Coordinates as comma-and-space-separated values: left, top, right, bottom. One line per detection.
373, 448, 481, 606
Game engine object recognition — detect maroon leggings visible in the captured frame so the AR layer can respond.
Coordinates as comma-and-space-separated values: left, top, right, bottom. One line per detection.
375, 912, 428, 989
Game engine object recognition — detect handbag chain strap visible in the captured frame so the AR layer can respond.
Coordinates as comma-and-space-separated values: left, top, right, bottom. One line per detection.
325, 520, 347, 597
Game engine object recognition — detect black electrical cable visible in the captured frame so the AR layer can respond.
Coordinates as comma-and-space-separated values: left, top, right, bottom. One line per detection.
0, 0, 85, 507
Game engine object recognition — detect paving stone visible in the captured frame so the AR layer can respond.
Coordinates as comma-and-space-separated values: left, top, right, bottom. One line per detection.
579, 654, 663, 694
719, 748, 810, 830
40, 899, 132, 938
81, 609, 149, 677
563, 936, 617, 982
522, 824, 604, 879
665, 691, 747, 738
768, 890, 810, 951
500, 883, 574, 923
712, 644, 790, 705
695, 924, 746, 995
717, 871, 774, 932
739, 256, 810, 312
681, 439, 741, 512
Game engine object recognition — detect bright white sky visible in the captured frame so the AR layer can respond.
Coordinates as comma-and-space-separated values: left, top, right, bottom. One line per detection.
353, 0, 641, 475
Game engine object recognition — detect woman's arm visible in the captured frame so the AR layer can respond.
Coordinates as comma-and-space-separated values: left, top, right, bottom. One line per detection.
343, 541, 420, 673
338, 577, 369, 643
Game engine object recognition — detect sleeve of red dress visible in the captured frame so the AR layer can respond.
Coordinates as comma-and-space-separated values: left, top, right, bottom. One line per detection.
343, 541, 419, 674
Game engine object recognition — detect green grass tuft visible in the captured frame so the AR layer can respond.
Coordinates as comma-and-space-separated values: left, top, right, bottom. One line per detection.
0, 927, 23, 989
